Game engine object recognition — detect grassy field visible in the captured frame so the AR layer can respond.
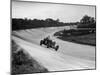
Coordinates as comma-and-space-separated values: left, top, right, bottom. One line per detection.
11, 40, 48, 75
54, 30, 96, 46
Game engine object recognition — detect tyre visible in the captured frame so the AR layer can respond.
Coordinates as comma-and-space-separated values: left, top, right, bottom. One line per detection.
47, 44, 49, 48
40, 40, 43, 45
55, 45, 59, 51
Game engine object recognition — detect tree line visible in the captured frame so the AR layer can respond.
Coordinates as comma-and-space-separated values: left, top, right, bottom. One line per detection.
12, 15, 96, 30
12, 18, 78, 30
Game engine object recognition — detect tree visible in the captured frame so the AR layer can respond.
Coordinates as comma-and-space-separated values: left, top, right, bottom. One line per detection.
80, 15, 91, 24
56, 18, 60, 22
78, 15, 96, 29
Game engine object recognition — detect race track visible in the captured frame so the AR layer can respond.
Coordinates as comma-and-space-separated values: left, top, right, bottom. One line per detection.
12, 26, 96, 71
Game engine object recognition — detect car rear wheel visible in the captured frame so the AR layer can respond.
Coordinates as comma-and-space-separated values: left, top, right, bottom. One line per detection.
55, 45, 59, 51
40, 40, 43, 45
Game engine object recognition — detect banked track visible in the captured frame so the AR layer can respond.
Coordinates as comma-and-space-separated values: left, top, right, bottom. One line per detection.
12, 27, 95, 71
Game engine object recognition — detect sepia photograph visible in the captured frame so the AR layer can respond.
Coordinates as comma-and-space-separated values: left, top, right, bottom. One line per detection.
11, 0, 96, 74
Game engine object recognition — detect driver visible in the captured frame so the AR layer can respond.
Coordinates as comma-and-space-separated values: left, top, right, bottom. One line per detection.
46, 36, 52, 45
52, 41, 56, 46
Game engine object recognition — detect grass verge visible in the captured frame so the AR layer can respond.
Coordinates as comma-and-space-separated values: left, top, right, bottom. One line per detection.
54, 30, 96, 46
11, 40, 48, 75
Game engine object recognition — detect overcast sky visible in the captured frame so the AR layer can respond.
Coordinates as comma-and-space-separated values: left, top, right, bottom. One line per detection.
12, 1, 95, 22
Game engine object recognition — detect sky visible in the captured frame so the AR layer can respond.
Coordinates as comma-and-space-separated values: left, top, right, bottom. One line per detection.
12, 0, 96, 22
